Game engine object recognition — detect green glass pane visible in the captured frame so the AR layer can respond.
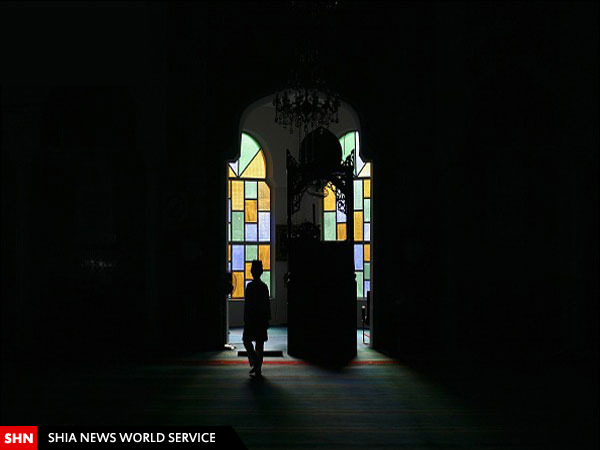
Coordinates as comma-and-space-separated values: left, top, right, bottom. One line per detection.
356, 271, 364, 298
324, 211, 336, 241
245, 244, 257, 261
345, 132, 355, 155
340, 133, 353, 162
364, 198, 371, 221
232, 211, 244, 241
228, 223, 231, 241
364, 262, 371, 280
354, 180, 363, 210
239, 133, 261, 175
245, 181, 257, 199
262, 271, 271, 296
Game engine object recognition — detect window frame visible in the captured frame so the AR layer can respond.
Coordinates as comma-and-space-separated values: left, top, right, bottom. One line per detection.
226, 133, 273, 301
322, 130, 372, 300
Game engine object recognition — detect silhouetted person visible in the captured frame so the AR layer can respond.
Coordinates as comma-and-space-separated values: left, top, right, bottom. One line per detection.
243, 260, 271, 377
224, 272, 233, 296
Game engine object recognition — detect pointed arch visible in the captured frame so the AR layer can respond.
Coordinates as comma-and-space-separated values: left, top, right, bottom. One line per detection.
227, 132, 272, 299
323, 130, 373, 299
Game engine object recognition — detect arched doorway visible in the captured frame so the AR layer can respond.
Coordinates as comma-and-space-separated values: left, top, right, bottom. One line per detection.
225, 95, 374, 350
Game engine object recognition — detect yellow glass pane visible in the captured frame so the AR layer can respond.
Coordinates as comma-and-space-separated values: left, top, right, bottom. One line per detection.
228, 244, 231, 262
358, 162, 371, 178
245, 200, 257, 222
324, 184, 336, 211
354, 211, 363, 241
228, 166, 236, 178
240, 150, 266, 179
364, 179, 371, 198
245, 262, 253, 280
364, 244, 371, 261
337, 223, 347, 241
232, 271, 244, 298
231, 180, 244, 210
259, 244, 270, 270
258, 181, 270, 211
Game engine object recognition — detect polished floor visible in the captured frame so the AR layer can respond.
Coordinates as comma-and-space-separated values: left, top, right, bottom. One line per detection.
226, 326, 377, 360
2, 328, 597, 449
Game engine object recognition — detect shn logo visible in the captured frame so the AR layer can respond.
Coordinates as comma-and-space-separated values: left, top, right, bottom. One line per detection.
0, 427, 37, 449
4, 435, 33, 444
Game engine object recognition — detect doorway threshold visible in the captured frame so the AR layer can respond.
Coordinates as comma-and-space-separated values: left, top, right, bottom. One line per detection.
238, 350, 284, 357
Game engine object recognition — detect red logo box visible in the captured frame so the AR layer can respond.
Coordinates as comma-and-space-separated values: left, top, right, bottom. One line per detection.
0, 427, 37, 450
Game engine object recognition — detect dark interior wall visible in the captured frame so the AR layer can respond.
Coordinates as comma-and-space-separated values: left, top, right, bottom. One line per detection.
1, 2, 597, 363
374, 3, 599, 362
1, 86, 147, 358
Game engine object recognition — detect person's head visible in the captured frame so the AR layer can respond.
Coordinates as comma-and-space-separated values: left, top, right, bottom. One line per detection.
251, 260, 263, 280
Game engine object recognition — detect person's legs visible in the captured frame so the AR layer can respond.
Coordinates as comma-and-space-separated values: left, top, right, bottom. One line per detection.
255, 340, 264, 374
243, 340, 256, 368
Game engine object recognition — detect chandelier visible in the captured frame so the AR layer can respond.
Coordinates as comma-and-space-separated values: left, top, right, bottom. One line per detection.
273, 51, 340, 134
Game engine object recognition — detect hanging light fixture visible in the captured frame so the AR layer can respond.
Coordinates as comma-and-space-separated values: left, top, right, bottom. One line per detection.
273, 49, 341, 135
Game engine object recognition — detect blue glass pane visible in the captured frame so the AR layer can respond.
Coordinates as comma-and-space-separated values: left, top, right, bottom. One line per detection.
364, 222, 371, 241
356, 271, 364, 298
245, 223, 258, 241
336, 208, 346, 223
259, 212, 270, 241
245, 181, 257, 199
262, 271, 271, 296
228, 262, 231, 272
354, 244, 364, 270
228, 223, 231, 241
232, 212, 244, 241
355, 151, 365, 177
365, 280, 371, 296
228, 199, 231, 222
229, 161, 239, 176
232, 245, 244, 271
364, 262, 371, 280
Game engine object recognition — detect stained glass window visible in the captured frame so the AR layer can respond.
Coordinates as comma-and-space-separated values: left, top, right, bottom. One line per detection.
323, 131, 373, 299
227, 133, 272, 299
